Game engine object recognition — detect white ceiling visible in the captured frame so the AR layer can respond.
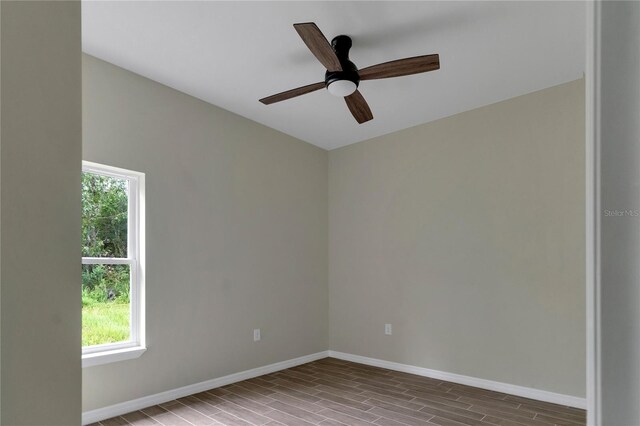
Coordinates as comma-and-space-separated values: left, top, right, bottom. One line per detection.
82, 1, 585, 150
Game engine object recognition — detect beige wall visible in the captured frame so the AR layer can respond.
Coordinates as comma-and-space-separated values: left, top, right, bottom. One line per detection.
329, 79, 585, 397
81, 55, 328, 411
1, 2, 82, 424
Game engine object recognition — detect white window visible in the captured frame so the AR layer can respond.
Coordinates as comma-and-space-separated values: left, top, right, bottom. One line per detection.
81, 161, 145, 367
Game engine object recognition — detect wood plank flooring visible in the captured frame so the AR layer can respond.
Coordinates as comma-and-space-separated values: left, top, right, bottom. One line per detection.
93, 358, 586, 426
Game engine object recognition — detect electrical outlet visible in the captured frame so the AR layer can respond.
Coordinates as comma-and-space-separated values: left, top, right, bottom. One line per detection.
385, 324, 392, 335
253, 329, 261, 341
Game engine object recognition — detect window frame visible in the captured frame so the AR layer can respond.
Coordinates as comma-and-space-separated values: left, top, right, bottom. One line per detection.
81, 161, 146, 368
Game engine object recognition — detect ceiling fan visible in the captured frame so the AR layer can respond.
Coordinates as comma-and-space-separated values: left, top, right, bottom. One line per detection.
259, 22, 440, 124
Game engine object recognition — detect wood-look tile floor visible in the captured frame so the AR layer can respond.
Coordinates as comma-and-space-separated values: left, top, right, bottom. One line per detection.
94, 358, 586, 426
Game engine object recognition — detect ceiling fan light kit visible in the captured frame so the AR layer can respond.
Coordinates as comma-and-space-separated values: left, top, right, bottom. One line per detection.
327, 80, 357, 97
259, 22, 440, 124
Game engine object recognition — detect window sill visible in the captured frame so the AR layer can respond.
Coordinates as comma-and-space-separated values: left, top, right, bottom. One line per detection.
82, 345, 146, 368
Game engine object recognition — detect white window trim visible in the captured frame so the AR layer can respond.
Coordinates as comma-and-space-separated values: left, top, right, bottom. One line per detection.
82, 161, 146, 368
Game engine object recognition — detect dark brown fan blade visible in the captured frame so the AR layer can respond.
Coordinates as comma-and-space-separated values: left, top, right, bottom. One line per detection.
293, 22, 342, 72
259, 82, 325, 105
359, 54, 440, 80
344, 90, 373, 124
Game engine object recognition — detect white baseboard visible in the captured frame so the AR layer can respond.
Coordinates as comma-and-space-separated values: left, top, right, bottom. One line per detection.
328, 350, 586, 410
82, 351, 329, 425
83, 349, 586, 424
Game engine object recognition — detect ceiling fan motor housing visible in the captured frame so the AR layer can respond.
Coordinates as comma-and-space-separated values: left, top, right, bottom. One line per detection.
325, 35, 360, 90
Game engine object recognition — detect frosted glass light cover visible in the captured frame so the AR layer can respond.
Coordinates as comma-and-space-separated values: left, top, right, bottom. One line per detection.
327, 80, 357, 97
